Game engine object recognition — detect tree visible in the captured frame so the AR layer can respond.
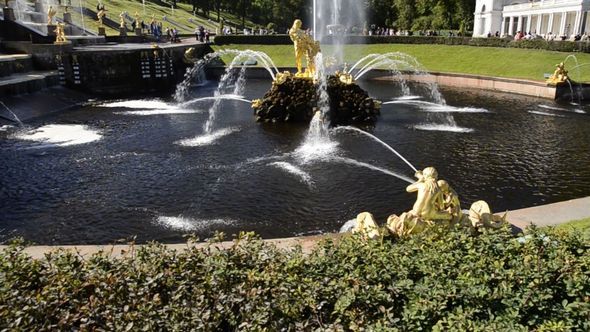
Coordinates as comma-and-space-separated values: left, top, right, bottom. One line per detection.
393, 0, 415, 30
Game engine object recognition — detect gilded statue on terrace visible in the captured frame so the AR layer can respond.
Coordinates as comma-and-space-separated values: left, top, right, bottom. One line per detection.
54, 22, 67, 44
352, 166, 507, 239
546, 62, 569, 86
47, 5, 57, 25
289, 19, 321, 78
97, 8, 106, 27
119, 11, 126, 29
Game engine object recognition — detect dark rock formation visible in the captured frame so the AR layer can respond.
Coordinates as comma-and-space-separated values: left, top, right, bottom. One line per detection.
252, 74, 380, 125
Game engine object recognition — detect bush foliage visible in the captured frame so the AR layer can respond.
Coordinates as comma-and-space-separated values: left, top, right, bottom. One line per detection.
1, 227, 589, 330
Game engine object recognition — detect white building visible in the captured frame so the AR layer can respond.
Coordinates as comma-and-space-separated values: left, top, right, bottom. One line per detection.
474, 0, 590, 37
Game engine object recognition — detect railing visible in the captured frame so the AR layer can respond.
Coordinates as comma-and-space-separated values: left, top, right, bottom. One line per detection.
504, 0, 584, 12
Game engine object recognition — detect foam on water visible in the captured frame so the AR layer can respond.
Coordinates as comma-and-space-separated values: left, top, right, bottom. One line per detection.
413, 124, 474, 133
384, 100, 489, 113
156, 215, 236, 232
176, 127, 239, 147
339, 218, 357, 233
14, 124, 102, 147
100, 99, 174, 109
537, 104, 586, 114
294, 140, 340, 164
269, 161, 314, 187
0, 125, 14, 132
538, 104, 567, 112
115, 109, 205, 116
528, 110, 565, 118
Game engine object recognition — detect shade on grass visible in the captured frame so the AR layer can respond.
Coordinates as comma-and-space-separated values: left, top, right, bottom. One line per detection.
213, 44, 590, 82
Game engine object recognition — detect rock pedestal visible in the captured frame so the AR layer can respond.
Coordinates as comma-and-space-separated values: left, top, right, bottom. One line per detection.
63, 12, 72, 24
252, 73, 380, 124
119, 27, 127, 36
46, 24, 56, 36
98, 27, 106, 36
135, 28, 142, 36
3, 7, 15, 21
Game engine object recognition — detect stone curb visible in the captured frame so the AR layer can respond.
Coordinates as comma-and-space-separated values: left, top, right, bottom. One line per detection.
1, 197, 589, 260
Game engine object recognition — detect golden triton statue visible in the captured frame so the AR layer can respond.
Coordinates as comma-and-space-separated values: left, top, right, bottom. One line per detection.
546, 62, 569, 86
289, 19, 321, 78
54, 22, 67, 44
352, 166, 508, 239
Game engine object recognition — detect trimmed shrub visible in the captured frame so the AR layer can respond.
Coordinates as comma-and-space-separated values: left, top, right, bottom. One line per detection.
215, 34, 292, 45
0, 227, 589, 330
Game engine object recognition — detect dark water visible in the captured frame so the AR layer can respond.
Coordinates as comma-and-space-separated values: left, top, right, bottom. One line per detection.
1, 80, 589, 245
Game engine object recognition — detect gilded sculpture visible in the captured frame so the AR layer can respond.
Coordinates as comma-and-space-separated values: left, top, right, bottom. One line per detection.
119, 11, 126, 29
352, 166, 508, 239
546, 62, 569, 85
288, 19, 321, 78
97, 7, 106, 27
47, 5, 57, 25
337, 63, 354, 85
54, 22, 67, 44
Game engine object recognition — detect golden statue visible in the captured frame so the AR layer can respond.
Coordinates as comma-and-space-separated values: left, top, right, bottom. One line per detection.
97, 8, 106, 27
289, 19, 321, 78
273, 71, 292, 85
376, 166, 507, 238
119, 11, 126, 29
437, 179, 462, 223
468, 201, 506, 229
546, 62, 569, 85
47, 5, 57, 25
54, 22, 67, 44
352, 212, 381, 240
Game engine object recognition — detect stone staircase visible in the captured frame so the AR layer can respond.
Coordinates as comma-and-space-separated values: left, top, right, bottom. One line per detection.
0, 50, 60, 96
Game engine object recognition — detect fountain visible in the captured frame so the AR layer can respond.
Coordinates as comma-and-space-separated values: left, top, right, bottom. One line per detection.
250, 21, 381, 125
0, 101, 23, 126
2, 3, 590, 246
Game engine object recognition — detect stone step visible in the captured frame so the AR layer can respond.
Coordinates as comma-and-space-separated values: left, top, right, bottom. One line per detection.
0, 70, 60, 96
0, 53, 33, 78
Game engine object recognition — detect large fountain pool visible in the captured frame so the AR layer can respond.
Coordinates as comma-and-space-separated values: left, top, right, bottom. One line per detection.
1, 80, 590, 244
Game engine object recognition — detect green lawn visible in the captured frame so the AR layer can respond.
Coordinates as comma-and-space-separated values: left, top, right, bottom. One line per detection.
63, 0, 256, 36
212, 44, 590, 82
556, 218, 590, 239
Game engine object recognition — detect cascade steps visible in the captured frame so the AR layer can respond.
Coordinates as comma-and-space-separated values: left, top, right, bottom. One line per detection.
0, 43, 60, 96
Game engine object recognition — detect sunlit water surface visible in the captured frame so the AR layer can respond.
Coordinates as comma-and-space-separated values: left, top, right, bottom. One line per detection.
1, 80, 589, 244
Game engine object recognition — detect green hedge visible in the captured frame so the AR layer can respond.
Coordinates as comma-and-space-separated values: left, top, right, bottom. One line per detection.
215, 34, 590, 53
1, 226, 589, 330
214, 34, 292, 45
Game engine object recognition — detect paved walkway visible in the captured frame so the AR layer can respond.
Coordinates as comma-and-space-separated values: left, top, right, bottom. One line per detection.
3, 197, 589, 259
506, 196, 590, 229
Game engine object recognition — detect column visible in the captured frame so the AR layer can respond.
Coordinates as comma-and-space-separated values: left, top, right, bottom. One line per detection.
536, 14, 543, 34
574, 10, 583, 35
527, 14, 532, 33
548, 13, 554, 34
509, 16, 515, 35
559, 12, 567, 36
517, 15, 523, 32
501, 16, 506, 36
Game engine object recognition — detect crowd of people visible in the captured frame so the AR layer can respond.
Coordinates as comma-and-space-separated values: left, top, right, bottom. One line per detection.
486, 29, 590, 42
194, 25, 211, 43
